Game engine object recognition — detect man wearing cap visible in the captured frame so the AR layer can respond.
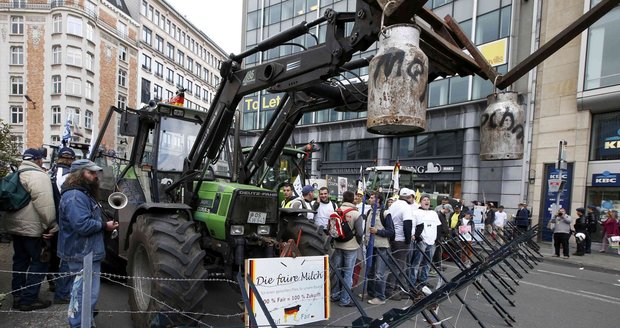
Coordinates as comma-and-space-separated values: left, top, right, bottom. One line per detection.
4, 148, 56, 311
573, 208, 588, 256
514, 202, 531, 232
57, 159, 118, 326
289, 185, 315, 221
52, 147, 76, 190
434, 196, 452, 217
384, 188, 416, 300
409, 194, 441, 287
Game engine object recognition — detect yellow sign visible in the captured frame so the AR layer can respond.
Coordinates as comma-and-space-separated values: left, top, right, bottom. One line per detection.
478, 38, 508, 66
243, 94, 283, 111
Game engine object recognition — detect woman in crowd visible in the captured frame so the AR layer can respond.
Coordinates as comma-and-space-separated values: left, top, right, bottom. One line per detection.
600, 210, 619, 254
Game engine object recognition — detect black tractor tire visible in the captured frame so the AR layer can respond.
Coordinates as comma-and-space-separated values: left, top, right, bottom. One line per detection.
127, 213, 208, 328
281, 216, 331, 256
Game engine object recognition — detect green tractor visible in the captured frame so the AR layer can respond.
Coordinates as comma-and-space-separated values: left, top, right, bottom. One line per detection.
91, 104, 328, 326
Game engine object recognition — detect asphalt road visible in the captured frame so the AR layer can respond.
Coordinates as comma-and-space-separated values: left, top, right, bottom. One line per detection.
1, 242, 619, 328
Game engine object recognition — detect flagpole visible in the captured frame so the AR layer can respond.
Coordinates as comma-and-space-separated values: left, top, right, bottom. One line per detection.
361, 198, 378, 302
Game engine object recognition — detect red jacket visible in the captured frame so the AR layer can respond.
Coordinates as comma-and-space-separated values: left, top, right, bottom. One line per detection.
601, 217, 619, 236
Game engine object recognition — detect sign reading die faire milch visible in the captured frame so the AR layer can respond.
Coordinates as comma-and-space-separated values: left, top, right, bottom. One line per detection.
245, 256, 330, 327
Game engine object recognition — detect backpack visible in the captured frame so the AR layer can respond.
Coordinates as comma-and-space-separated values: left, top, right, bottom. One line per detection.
328, 208, 357, 242
0, 168, 38, 212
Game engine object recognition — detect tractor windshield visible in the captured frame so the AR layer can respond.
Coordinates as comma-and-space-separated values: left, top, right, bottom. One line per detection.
252, 151, 304, 190
156, 117, 230, 178
366, 170, 415, 193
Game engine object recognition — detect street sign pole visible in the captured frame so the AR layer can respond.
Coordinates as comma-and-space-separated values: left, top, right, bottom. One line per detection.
551, 140, 568, 216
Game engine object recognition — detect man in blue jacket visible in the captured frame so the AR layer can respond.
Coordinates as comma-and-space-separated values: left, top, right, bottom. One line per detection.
57, 159, 118, 327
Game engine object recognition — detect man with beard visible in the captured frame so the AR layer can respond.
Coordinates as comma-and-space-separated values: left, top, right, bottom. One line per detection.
57, 159, 118, 327
312, 187, 337, 231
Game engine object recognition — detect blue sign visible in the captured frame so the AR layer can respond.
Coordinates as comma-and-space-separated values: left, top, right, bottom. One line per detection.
600, 128, 620, 156
592, 171, 620, 186
541, 163, 574, 242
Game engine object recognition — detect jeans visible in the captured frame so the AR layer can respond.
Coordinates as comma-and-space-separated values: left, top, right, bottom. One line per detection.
385, 241, 409, 296
330, 248, 357, 306
409, 241, 435, 285
553, 233, 570, 257
67, 261, 101, 328
366, 247, 389, 300
11, 235, 48, 304
54, 260, 73, 301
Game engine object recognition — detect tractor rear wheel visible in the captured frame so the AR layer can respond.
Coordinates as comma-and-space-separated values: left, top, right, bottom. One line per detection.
127, 213, 208, 327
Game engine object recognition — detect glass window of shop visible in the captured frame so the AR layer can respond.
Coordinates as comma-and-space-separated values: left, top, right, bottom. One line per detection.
584, 1, 620, 90
590, 111, 620, 161
393, 130, 464, 158
325, 139, 377, 161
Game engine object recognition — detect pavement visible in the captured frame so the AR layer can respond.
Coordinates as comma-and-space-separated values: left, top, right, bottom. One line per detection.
535, 241, 620, 274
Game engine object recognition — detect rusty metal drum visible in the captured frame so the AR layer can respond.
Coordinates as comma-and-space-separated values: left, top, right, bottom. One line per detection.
367, 24, 429, 135
480, 91, 525, 160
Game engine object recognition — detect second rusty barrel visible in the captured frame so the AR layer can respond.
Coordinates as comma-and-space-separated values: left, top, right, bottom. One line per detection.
480, 91, 525, 160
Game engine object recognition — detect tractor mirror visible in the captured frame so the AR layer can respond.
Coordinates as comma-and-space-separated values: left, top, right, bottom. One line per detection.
120, 111, 139, 137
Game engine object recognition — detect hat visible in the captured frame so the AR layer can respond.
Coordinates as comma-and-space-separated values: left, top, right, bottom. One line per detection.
22, 148, 43, 161
399, 188, 414, 197
587, 205, 597, 210
465, 210, 473, 215
58, 147, 76, 159
70, 159, 103, 173
301, 185, 315, 196
441, 196, 449, 201
442, 204, 453, 211
576, 207, 586, 214
454, 203, 462, 208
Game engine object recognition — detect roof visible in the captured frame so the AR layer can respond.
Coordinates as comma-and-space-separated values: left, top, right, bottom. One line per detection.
105, 0, 131, 16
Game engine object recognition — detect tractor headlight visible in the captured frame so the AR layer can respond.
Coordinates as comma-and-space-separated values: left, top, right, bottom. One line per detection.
257, 225, 271, 235
230, 225, 244, 236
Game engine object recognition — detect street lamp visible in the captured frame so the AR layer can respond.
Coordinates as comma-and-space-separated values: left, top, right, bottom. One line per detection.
24, 94, 36, 110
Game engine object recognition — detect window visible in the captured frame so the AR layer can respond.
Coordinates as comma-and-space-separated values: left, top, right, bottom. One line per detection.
166, 89, 174, 100
119, 45, 127, 61
177, 50, 185, 66
67, 15, 83, 36
52, 75, 62, 94
141, 78, 151, 104
11, 16, 24, 34
10, 46, 23, 65
85, 0, 96, 16
117, 21, 127, 37
66, 47, 82, 66
53, 14, 62, 33
141, 53, 152, 71
51, 135, 61, 144
166, 68, 174, 83
155, 35, 164, 52
10, 76, 24, 95
153, 84, 163, 100
187, 57, 193, 72
85, 81, 93, 99
141, 0, 148, 16
584, 3, 620, 89
195, 85, 201, 98
147, 5, 153, 21
86, 52, 94, 71
394, 131, 464, 158
52, 106, 62, 125
142, 27, 152, 45
70, 108, 80, 128
196, 63, 202, 78
10, 106, 24, 124
118, 69, 127, 87
186, 80, 193, 94
325, 140, 377, 161
85, 110, 93, 129
117, 94, 127, 110
52, 45, 62, 64
66, 77, 82, 96
176, 73, 184, 88
590, 111, 620, 161
166, 43, 175, 60
155, 61, 163, 78
475, 6, 511, 45
86, 23, 94, 41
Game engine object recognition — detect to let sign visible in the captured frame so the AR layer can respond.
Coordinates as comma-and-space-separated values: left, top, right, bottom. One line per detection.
245, 256, 330, 327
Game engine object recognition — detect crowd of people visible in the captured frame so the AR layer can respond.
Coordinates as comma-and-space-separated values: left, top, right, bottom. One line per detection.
550, 206, 620, 258
0, 147, 117, 327
281, 184, 534, 306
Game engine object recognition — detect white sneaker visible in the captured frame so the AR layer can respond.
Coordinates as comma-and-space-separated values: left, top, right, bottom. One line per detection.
368, 298, 386, 305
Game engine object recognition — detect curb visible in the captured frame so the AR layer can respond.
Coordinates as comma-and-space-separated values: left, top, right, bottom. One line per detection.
536, 249, 620, 275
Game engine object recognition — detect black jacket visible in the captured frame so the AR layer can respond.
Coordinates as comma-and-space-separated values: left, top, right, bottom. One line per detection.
574, 214, 587, 233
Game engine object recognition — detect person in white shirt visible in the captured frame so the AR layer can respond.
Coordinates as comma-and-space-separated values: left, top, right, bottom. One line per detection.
409, 194, 441, 287
311, 187, 336, 231
384, 188, 415, 300
493, 205, 507, 239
